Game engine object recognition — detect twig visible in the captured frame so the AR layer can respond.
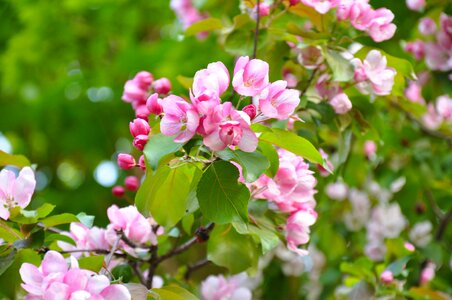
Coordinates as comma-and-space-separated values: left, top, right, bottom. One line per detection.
184, 258, 211, 280
146, 245, 159, 289
424, 190, 444, 219
253, 0, 261, 59
131, 261, 146, 286
299, 68, 318, 99
435, 207, 452, 241
102, 233, 122, 275
37, 223, 63, 234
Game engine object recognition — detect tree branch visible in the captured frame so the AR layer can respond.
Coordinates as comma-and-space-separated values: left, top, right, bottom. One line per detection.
435, 207, 452, 241
184, 258, 211, 280
253, 0, 261, 59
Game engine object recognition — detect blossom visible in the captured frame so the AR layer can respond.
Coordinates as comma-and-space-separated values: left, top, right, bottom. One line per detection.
58, 223, 110, 258
146, 93, 163, 115
419, 17, 437, 35
153, 78, 172, 95
0, 167, 36, 220
325, 182, 348, 201
404, 40, 426, 60
344, 189, 370, 231
124, 176, 140, 191
202, 102, 258, 152
353, 50, 396, 95
409, 221, 432, 247
420, 262, 436, 285
117, 153, 136, 170
170, 0, 207, 30
107, 205, 156, 245
232, 56, 269, 97
286, 208, 317, 255
405, 81, 424, 103
436, 95, 452, 121
254, 80, 301, 120
160, 95, 200, 143
297, 46, 324, 69
406, 0, 425, 12
329, 93, 352, 114
364, 140, 377, 158
122, 71, 153, 105
201, 273, 252, 300
19, 251, 131, 300
422, 103, 443, 130
300, 0, 338, 14
380, 270, 394, 284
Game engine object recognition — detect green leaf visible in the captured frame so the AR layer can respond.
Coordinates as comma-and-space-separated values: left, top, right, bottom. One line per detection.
288, 3, 323, 31
151, 285, 199, 300
0, 151, 30, 167
78, 255, 104, 272
143, 133, 183, 171
185, 17, 223, 36
11, 203, 56, 225
208, 224, 259, 273
40, 213, 79, 228
36, 204, 55, 219
0, 220, 22, 242
44, 233, 76, 246
323, 48, 354, 82
387, 256, 412, 276
233, 222, 279, 254
76, 212, 95, 228
258, 142, 279, 178
111, 264, 133, 283
197, 161, 250, 224
217, 148, 269, 182
0, 247, 16, 276
259, 128, 322, 164
176, 75, 193, 90
136, 164, 200, 228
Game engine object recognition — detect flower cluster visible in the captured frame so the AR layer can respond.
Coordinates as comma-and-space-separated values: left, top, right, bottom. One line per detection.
289, 0, 396, 42
201, 272, 253, 300
422, 95, 452, 130
20, 251, 131, 300
404, 13, 452, 72
251, 149, 318, 255
0, 166, 36, 220
58, 205, 163, 258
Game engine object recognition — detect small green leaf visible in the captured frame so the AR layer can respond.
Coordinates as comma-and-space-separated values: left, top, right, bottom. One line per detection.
36, 204, 55, 219
258, 142, 279, 178
387, 256, 412, 276
143, 133, 183, 171
259, 128, 322, 164
0, 151, 30, 167
208, 224, 259, 273
185, 17, 223, 36
111, 264, 133, 283
151, 285, 199, 300
78, 255, 105, 272
40, 213, 79, 228
197, 161, 250, 224
323, 48, 354, 82
0, 220, 22, 242
0, 247, 16, 276
217, 149, 269, 182
136, 164, 200, 228
44, 234, 76, 246
76, 212, 95, 228
233, 222, 279, 254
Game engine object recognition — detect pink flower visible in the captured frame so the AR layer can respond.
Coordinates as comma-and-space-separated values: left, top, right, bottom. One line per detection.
329, 93, 352, 114
146, 93, 163, 115
405, 81, 424, 103
191, 62, 229, 114
133, 134, 148, 151
325, 182, 348, 201
122, 71, 153, 104
380, 270, 394, 284
170, 0, 207, 30
283, 70, 299, 88
107, 205, 155, 245
202, 102, 258, 152
112, 186, 125, 197
406, 0, 425, 12
422, 103, 443, 130
301, 0, 338, 14
419, 17, 437, 35
367, 8, 396, 42
297, 46, 324, 70
354, 50, 396, 95
315, 74, 342, 100
19, 251, 131, 300
436, 95, 452, 121
138, 155, 146, 171
420, 262, 436, 285
232, 56, 269, 96
425, 42, 451, 71
58, 223, 110, 257
254, 80, 301, 120
117, 153, 136, 170
286, 208, 317, 256
124, 176, 140, 191
201, 273, 252, 300
153, 78, 172, 95
129, 118, 150, 138
160, 95, 200, 143
364, 140, 377, 158
404, 40, 426, 60
0, 167, 36, 220
242, 104, 257, 120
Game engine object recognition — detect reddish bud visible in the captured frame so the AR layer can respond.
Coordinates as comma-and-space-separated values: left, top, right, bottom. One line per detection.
135, 105, 150, 120
146, 93, 163, 115
134, 71, 154, 90
133, 135, 148, 151
124, 176, 140, 191
153, 78, 171, 95
380, 270, 394, 284
117, 153, 136, 170
138, 155, 146, 171
129, 118, 150, 138
112, 186, 125, 197
242, 104, 257, 120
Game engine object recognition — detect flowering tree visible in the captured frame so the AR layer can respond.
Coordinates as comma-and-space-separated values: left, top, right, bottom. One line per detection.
0, 0, 451, 299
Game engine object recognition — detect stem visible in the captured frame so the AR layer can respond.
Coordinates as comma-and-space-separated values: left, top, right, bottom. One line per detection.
425, 189, 443, 219
299, 68, 318, 99
37, 223, 63, 234
435, 207, 452, 241
184, 259, 210, 280
131, 261, 146, 286
253, 0, 261, 59
102, 233, 122, 275
146, 245, 158, 289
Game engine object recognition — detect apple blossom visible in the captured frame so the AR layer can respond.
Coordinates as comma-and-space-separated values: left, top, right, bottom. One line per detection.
325, 182, 348, 201
406, 0, 425, 12
124, 176, 140, 191
405, 81, 424, 103
0, 167, 36, 220
153, 77, 172, 95
297, 46, 324, 70
286, 208, 317, 256
112, 186, 125, 198
201, 273, 252, 300
58, 223, 110, 258
419, 17, 437, 35
232, 56, 269, 97
329, 93, 352, 114
146, 93, 163, 115
380, 270, 394, 284
409, 221, 432, 247
117, 153, 136, 170
129, 118, 150, 138
138, 155, 146, 170
254, 80, 301, 120
436, 95, 452, 121
420, 262, 436, 285
170, 0, 207, 30
122, 71, 153, 105
404, 40, 426, 60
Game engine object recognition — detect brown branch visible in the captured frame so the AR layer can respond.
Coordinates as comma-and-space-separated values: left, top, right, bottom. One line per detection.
184, 258, 211, 280
146, 245, 158, 289
299, 68, 318, 99
131, 261, 146, 286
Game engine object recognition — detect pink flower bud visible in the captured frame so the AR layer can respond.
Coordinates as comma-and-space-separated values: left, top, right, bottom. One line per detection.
129, 118, 151, 138
242, 104, 257, 120
146, 93, 163, 115
364, 140, 377, 158
380, 270, 394, 284
124, 176, 140, 191
138, 155, 146, 170
406, 0, 425, 12
133, 135, 149, 151
153, 78, 172, 95
405, 40, 425, 60
404, 242, 415, 252
135, 105, 150, 120
420, 262, 436, 284
418, 17, 437, 35
134, 71, 154, 90
329, 93, 352, 114
112, 186, 125, 197
117, 154, 136, 170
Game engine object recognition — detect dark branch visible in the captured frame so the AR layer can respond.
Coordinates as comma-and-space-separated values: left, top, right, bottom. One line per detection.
435, 207, 452, 241
184, 258, 211, 280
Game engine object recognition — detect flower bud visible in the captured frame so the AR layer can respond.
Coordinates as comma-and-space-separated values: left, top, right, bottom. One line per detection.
124, 176, 140, 191
153, 78, 172, 95
135, 105, 150, 120
134, 71, 154, 90
138, 155, 146, 171
133, 135, 148, 151
242, 104, 257, 120
146, 93, 163, 115
112, 186, 125, 197
380, 270, 394, 284
117, 154, 136, 170
129, 118, 150, 138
